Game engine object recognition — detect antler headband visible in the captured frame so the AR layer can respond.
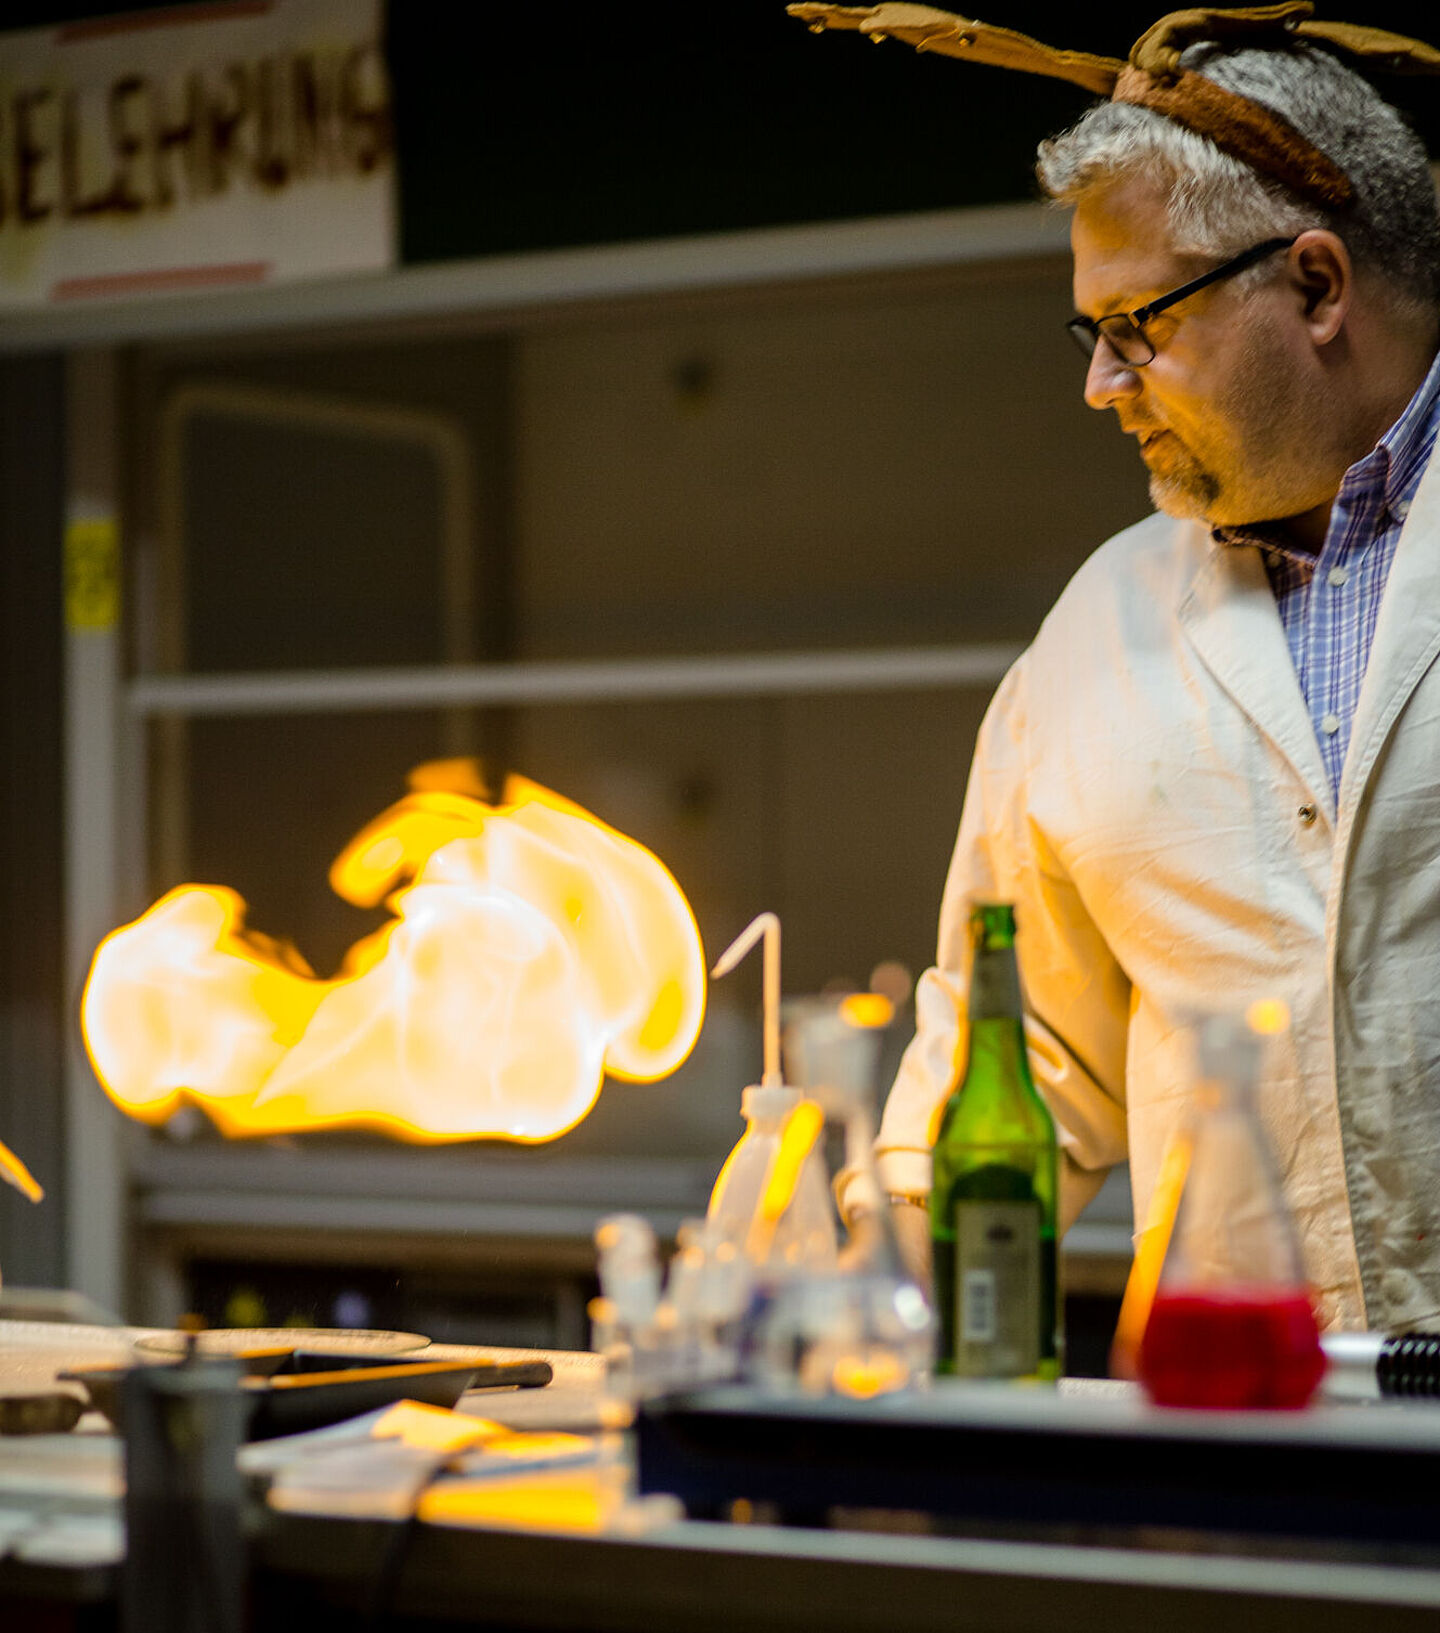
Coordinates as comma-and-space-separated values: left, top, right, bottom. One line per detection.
787, 3, 1440, 210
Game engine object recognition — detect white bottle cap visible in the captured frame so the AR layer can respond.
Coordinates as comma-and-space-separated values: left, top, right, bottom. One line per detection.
741, 1083, 803, 1121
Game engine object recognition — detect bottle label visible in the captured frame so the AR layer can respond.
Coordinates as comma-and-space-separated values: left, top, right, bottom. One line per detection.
953, 1198, 1041, 1377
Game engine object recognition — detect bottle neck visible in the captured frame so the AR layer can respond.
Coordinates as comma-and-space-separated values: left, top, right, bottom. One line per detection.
965, 1013, 1029, 1083
958, 940, 1035, 1100
968, 943, 1022, 1022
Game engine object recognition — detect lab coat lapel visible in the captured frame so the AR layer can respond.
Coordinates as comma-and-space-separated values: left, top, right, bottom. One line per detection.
1340, 443, 1440, 827
1178, 530, 1334, 819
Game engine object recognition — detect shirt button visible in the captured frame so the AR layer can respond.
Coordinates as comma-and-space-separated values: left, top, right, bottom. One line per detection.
1328, 566, 1348, 587
1394, 499, 1412, 521
1321, 713, 1341, 736
1298, 803, 1318, 826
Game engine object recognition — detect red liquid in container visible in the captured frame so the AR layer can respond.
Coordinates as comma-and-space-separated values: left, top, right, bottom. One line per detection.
1138, 1287, 1324, 1409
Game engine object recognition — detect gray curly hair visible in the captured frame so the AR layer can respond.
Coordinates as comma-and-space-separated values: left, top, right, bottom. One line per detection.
1036, 42, 1440, 314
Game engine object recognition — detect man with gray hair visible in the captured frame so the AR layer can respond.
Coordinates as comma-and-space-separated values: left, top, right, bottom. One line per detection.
800, 5, 1440, 1335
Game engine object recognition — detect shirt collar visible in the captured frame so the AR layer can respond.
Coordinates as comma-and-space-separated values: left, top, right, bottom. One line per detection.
1374, 342, 1440, 516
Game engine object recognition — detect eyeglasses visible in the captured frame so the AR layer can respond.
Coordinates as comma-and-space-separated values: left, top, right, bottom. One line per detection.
1066, 236, 1297, 366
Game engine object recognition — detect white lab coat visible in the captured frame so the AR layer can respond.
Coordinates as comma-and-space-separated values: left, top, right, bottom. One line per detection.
863, 443, 1440, 1333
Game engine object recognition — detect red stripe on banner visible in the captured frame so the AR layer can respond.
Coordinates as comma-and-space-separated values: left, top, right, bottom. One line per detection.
50, 262, 272, 301
57, 1, 274, 43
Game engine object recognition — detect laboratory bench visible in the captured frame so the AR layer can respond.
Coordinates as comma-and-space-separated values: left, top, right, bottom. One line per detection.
10, 1470, 1440, 1633
246, 1504, 1440, 1633
6, 1318, 1440, 1632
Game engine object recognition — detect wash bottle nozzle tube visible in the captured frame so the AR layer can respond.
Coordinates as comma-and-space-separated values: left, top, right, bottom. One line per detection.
712, 911, 782, 1086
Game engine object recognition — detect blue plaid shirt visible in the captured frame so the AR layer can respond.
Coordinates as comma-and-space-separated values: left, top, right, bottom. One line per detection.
1216, 348, 1440, 800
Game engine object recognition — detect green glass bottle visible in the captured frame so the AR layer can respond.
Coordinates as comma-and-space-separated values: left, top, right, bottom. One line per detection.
930, 903, 1061, 1380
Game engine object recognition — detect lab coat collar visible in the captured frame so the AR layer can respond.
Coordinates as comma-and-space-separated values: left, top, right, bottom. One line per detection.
1176, 523, 1336, 826
1339, 436, 1440, 828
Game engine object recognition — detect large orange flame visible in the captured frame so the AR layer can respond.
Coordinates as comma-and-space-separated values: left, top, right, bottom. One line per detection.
81, 773, 706, 1143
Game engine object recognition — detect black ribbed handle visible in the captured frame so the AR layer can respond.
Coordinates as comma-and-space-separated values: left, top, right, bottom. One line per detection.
1376, 1332, 1440, 1397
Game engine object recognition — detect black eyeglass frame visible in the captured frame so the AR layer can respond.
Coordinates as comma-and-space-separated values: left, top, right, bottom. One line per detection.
1066, 236, 1298, 365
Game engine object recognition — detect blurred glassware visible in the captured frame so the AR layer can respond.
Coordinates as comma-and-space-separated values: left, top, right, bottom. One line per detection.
706, 913, 838, 1276
1138, 1009, 1324, 1410
758, 995, 934, 1397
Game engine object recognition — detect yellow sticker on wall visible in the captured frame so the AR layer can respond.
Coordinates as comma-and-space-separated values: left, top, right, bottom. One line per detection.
64, 518, 120, 632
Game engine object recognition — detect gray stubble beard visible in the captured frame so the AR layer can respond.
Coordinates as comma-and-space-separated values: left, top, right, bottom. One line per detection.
1141, 317, 1320, 528
1148, 460, 1222, 520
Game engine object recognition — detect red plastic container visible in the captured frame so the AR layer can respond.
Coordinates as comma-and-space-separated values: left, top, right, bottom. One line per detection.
1138, 1286, 1325, 1409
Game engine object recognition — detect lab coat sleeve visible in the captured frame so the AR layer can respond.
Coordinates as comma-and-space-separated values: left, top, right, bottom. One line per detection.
843, 657, 1132, 1233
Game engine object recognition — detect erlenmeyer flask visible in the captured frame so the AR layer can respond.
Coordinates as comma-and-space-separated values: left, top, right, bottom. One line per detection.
1137, 1012, 1324, 1409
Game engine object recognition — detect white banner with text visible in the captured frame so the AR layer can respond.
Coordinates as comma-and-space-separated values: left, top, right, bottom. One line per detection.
0, 0, 393, 308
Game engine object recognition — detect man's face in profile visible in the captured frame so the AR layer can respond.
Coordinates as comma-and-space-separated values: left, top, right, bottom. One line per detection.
1070, 175, 1321, 531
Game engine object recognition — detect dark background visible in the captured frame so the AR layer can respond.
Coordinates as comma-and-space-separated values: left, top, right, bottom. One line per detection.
7, 2, 1440, 264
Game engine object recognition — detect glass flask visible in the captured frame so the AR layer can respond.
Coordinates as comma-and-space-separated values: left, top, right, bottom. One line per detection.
1138, 1011, 1324, 1410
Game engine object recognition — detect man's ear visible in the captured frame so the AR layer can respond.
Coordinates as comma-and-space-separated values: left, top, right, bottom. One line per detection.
1289, 229, 1350, 346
